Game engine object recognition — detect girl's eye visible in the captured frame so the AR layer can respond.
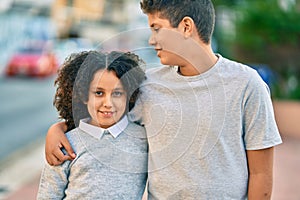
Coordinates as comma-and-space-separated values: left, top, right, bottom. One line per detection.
112, 91, 124, 97
95, 91, 103, 96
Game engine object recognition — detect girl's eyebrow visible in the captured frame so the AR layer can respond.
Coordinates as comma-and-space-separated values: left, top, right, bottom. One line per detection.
113, 87, 125, 91
89, 86, 104, 91
92, 87, 125, 90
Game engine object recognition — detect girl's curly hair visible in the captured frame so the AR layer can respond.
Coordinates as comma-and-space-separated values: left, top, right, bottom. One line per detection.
54, 50, 146, 132
53, 51, 90, 131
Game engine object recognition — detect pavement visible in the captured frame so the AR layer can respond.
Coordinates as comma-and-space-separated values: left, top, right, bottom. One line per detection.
0, 135, 299, 200
0, 138, 44, 200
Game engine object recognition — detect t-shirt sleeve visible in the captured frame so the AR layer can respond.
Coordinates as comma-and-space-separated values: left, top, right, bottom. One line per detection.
242, 72, 282, 150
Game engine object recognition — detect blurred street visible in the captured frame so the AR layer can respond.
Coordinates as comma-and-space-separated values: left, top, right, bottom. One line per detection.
0, 76, 57, 161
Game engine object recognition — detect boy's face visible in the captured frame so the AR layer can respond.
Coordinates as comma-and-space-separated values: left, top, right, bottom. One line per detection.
86, 69, 127, 129
147, 13, 188, 66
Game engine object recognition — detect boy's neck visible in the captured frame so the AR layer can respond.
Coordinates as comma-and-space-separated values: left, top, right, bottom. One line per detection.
178, 50, 218, 76
177, 38, 218, 76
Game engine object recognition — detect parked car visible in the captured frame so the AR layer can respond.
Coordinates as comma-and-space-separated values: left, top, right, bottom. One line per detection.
5, 41, 59, 77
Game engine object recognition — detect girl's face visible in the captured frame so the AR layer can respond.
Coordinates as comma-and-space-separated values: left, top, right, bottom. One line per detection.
86, 69, 127, 129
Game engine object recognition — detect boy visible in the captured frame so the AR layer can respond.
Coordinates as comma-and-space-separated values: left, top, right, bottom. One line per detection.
45, 1, 282, 199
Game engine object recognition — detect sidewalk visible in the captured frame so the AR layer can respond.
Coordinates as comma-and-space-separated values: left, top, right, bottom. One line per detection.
273, 135, 300, 200
0, 138, 44, 200
0, 135, 300, 200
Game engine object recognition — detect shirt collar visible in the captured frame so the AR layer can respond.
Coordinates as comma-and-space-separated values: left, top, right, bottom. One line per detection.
78, 116, 129, 139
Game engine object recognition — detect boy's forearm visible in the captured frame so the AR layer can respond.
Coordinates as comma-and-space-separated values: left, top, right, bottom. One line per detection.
248, 173, 272, 199
246, 148, 274, 200
51, 121, 68, 134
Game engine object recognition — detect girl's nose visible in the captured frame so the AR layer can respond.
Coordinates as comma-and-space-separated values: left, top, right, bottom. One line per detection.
103, 95, 113, 108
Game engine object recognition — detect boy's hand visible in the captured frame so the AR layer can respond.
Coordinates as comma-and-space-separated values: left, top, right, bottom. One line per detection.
45, 122, 76, 165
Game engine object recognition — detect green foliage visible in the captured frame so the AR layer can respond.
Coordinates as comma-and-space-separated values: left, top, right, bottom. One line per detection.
235, 0, 300, 49
212, 0, 240, 6
214, 0, 300, 100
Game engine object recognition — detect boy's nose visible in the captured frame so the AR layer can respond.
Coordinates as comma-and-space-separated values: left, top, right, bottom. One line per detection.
148, 33, 156, 46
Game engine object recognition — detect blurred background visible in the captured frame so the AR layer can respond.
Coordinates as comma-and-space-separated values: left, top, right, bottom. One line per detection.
0, 0, 299, 199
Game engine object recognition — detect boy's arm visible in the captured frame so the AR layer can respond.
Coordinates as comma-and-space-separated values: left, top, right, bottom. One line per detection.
45, 122, 76, 166
246, 147, 274, 200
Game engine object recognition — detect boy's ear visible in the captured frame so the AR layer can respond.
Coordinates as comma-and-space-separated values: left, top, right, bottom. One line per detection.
181, 16, 194, 38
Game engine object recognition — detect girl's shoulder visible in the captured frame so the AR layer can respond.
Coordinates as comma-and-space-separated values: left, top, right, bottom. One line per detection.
126, 121, 146, 132
124, 122, 147, 142
64, 128, 83, 152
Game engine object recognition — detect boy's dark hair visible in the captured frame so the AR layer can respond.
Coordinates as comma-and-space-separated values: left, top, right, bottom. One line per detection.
140, 0, 215, 44
54, 50, 146, 131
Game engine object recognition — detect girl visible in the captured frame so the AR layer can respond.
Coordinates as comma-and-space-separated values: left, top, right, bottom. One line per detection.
37, 50, 148, 199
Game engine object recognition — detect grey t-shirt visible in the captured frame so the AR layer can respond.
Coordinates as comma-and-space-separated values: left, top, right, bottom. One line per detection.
129, 55, 282, 199
37, 117, 148, 200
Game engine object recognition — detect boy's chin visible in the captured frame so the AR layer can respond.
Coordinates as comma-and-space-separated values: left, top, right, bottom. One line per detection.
160, 60, 176, 66
159, 57, 171, 65
158, 52, 180, 66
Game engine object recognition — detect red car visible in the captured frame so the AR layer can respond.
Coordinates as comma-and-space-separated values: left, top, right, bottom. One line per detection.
5, 43, 59, 77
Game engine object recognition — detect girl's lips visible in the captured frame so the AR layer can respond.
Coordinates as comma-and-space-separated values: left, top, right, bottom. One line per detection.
100, 111, 114, 118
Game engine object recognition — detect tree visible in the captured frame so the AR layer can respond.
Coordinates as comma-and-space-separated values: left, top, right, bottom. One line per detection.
214, 0, 300, 99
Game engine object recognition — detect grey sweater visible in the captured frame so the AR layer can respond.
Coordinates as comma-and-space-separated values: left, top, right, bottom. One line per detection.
37, 117, 148, 200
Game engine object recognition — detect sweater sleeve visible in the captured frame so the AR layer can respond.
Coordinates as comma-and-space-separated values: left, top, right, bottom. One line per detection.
37, 160, 71, 199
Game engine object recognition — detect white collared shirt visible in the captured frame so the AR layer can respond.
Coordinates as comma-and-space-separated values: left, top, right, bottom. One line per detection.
78, 116, 129, 139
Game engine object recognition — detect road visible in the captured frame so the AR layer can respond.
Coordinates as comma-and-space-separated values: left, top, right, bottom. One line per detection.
0, 75, 58, 163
